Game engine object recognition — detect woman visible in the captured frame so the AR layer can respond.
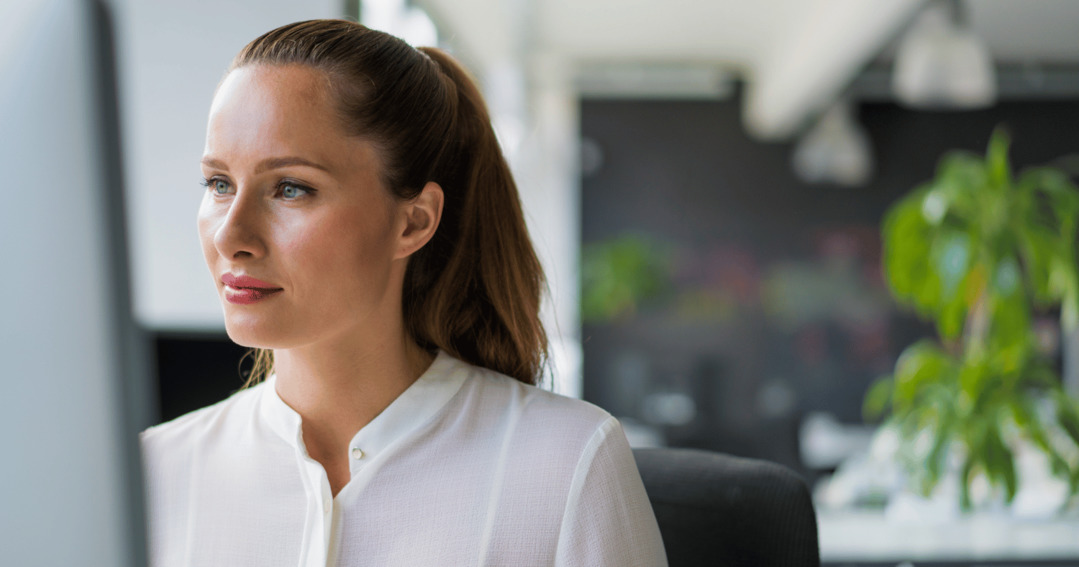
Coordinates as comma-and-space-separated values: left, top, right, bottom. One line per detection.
141, 19, 666, 566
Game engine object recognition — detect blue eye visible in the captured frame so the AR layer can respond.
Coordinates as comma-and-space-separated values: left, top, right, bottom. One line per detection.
200, 177, 232, 195
278, 182, 311, 200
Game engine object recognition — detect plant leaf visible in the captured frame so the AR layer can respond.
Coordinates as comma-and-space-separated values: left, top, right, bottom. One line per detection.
986, 127, 1012, 189
893, 341, 956, 412
883, 190, 936, 311
983, 421, 1018, 503
1054, 393, 1079, 450
863, 376, 894, 420
959, 453, 975, 512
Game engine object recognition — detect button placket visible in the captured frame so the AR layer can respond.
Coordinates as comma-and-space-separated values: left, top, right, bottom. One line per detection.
320, 472, 333, 517
348, 431, 369, 477
294, 449, 333, 567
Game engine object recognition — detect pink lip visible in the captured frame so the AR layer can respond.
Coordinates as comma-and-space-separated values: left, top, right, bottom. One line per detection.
221, 273, 283, 305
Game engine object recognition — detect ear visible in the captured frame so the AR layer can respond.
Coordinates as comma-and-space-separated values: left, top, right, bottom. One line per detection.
395, 181, 444, 259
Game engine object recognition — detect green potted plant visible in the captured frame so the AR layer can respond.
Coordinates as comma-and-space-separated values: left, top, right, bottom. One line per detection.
580, 234, 671, 323
866, 128, 1079, 510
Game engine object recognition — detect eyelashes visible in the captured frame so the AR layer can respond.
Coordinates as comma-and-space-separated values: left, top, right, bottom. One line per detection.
199, 176, 232, 195
276, 181, 313, 200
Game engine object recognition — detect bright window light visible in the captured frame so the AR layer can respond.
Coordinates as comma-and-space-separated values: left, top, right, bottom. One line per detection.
361, 0, 438, 47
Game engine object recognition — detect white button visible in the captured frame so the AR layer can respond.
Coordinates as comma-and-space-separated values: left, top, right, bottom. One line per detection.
323, 497, 331, 509
351, 447, 365, 460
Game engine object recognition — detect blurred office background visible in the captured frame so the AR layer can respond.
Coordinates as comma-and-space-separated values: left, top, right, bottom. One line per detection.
77, 0, 1079, 564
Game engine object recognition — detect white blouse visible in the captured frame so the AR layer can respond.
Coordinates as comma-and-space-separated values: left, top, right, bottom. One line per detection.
140, 351, 667, 566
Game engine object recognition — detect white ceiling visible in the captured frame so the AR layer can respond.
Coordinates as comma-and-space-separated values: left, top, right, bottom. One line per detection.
417, 0, 1079, 140
951, 0, 1079, 63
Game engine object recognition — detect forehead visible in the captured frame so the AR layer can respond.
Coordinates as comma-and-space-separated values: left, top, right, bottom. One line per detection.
204, 64, 368, 171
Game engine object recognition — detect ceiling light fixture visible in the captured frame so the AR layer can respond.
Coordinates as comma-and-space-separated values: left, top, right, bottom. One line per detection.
792, 100, 874, 188
892, 0, 996, 109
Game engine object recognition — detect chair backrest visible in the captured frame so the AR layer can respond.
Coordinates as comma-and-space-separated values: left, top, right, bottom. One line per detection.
633, 447, 820, 567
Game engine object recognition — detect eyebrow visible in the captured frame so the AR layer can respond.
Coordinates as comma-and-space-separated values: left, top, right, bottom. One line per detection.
200, 156, 332, 174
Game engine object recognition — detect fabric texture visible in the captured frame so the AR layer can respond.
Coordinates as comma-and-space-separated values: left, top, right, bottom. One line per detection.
633, 447, 819, 567
141, 351, 667, 566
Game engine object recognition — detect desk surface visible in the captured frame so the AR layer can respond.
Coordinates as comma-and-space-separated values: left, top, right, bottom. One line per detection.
818, 510, 1079, 563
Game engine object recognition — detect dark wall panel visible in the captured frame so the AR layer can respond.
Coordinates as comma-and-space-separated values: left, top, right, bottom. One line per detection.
580, 96, 1079, 477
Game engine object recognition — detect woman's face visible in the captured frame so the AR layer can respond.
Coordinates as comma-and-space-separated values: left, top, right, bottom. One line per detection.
198, 64, 406, 350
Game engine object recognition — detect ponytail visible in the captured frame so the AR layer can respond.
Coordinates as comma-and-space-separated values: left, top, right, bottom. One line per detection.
410, 47, 547, 384
231, 21, 547, 385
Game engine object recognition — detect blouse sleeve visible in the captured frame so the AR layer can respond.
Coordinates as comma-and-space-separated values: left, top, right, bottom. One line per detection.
554, 416, 668, 566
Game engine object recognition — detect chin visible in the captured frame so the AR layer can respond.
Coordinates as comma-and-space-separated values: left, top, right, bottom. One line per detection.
222, 317, 289, 349
224, 328, 268, 349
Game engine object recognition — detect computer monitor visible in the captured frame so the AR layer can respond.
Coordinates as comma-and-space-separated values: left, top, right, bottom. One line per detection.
0, 0, 152, 565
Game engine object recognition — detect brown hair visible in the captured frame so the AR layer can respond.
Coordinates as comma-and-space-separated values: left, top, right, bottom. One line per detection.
228, 20, 547, 385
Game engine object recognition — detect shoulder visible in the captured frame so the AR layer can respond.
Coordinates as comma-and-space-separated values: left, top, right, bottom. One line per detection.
452, 360, 616, 443
439, 360, 666, 564
442, 359, 628, 480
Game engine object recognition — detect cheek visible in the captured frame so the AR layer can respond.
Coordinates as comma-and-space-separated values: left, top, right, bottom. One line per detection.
196, 204, 219, 262
285, 211, 397, 285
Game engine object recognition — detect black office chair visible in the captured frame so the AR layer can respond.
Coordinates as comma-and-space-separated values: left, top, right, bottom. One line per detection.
633, 447, 820, 567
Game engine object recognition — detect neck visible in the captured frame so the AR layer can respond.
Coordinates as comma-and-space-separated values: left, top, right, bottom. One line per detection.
272, 322, 434, 474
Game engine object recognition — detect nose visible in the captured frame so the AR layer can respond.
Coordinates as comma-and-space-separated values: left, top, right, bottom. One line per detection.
205, 189, 267, 261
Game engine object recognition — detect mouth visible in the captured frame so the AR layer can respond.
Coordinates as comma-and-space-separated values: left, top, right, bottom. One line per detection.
221, 273, 283, 305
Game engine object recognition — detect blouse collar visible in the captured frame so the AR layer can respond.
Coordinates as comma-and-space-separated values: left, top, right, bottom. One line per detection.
257, 350, 468, 472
